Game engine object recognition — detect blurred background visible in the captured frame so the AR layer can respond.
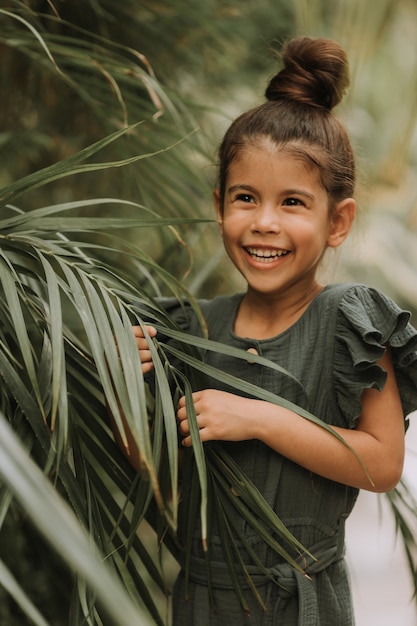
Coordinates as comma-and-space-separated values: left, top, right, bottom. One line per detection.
346, 417, 417, 626
1, 0, 417, 624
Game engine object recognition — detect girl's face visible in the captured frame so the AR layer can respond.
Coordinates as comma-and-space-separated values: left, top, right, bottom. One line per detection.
215, 141, 354, 301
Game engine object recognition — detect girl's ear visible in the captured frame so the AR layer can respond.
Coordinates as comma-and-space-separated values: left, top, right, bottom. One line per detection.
213, 188, 223, 232
327, 198, 356, 248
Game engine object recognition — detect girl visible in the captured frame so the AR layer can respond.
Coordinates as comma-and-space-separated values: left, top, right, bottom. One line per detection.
129, 36, 417, 624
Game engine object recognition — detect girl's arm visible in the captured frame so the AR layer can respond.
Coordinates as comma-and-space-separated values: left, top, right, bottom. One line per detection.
177, 349, 405, 493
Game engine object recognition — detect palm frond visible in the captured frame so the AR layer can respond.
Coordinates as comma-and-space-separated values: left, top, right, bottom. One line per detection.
0, 558, 50, 626
0, 411, 151, 626
0, 2, 211, 225
384, 479, 417, 598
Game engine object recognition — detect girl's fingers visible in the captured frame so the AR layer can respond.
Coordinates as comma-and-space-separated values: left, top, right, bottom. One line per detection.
131, 326, 157, 351
177, 394, 204, 447
141, 361, 155, 374
132, 325, 157, 339
177, 392, 200, 410
178, 419, 193, 448
177, 395, 186, 409
130, 325, 157, 371
176, 403, 187, 421
135, 338, 147, 351
139, 349, 153, 363
178, 418, 189, 435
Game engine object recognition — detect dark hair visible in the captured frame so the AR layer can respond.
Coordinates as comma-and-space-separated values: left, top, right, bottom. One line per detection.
217, 36, 356, 215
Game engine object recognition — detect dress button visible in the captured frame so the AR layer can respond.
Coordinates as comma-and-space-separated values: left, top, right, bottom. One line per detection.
246, 347, 259, 363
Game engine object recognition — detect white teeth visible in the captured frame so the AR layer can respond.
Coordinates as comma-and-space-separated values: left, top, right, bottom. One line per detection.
246, 247, 289, 260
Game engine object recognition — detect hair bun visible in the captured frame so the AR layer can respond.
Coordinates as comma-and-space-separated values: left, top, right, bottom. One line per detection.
265, 36, 350, 110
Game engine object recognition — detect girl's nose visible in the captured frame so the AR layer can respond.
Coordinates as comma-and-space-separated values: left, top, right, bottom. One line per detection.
251, 205, 280, 233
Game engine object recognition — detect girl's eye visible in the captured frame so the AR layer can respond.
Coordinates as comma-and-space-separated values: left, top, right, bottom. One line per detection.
235, 193, 254, 203
283, 197, 304, 207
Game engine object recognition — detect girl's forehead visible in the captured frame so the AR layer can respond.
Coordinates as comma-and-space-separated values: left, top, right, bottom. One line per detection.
230, 141, 321, 176
238, 135, 319, 156
226, 141, 327, 195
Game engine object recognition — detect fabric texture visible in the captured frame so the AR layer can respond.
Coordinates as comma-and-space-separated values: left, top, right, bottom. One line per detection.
143, 283, 417, 625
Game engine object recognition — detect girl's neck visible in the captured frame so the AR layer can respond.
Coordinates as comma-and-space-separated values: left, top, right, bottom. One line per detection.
234, 282, 324, 339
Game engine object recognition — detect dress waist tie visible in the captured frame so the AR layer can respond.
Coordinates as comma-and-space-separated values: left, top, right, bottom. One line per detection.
187, 527, 346, 626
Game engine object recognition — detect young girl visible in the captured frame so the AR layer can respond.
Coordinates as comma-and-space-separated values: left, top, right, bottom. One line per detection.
129, 36, 417, 625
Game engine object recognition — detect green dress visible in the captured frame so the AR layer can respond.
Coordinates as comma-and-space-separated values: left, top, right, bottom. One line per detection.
148, 283, 417, 626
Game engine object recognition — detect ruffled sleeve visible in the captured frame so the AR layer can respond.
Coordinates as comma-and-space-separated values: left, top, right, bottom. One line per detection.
334, 285, 417, 429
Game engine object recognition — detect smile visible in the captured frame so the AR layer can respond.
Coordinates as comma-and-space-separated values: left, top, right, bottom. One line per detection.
245, 247, 290, 262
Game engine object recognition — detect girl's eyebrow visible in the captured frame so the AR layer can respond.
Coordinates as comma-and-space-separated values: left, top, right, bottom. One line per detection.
227, 183, 315, 200
285, 188, 315, 200
227, 184, 256, 194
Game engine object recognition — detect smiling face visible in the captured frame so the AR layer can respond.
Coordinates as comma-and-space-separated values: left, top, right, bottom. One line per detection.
215, 139, 355, 302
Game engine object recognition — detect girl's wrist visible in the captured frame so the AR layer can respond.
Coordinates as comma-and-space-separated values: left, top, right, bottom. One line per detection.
247, 399, 276, 442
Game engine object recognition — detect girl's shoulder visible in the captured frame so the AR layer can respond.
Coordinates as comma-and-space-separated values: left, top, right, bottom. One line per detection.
328, 283, 417, 424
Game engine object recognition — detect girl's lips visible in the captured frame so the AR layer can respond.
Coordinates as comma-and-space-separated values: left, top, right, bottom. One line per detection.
244, 246, 290, 262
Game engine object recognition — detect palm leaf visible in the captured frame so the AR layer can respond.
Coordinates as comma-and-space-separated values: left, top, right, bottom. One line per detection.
0, 3, 211, 229
0, 260, 44, 416
0, 559, 49, 626
0, 411, 151, 626
384, 479, 417, 598
0, 123, 196, 209
0, 203, 186, 621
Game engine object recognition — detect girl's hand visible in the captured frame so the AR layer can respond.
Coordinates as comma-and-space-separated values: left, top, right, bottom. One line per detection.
177, 389, 256, 447
132, 325, 157, 374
